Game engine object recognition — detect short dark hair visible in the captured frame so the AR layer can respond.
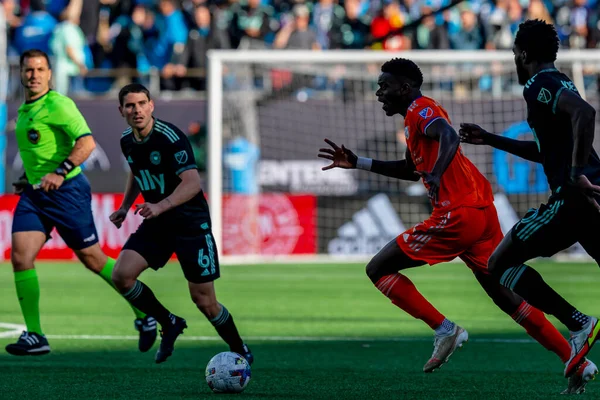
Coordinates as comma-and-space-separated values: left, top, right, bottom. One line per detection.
514, 19, 559, 63
381, 58, 424, 88
118, 83, 151, 106
20, 49, 51, 69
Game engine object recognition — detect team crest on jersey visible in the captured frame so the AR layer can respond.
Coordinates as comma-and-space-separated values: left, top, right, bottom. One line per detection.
418, 107, 433, 119
150, 151, 161, 165
537, 87, 552, 104
27, 129, 40, 144
404, 126, 409, 140
174, 150, 188, 164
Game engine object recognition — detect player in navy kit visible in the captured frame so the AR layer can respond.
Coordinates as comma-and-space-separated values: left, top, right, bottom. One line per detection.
460, 19, 600, 382
110, 83, 253, 365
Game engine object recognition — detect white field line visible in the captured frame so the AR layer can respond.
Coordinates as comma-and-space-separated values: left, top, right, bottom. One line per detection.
0, 321, 536, 343
0, 323, 25, 338
21, 334, 535, 344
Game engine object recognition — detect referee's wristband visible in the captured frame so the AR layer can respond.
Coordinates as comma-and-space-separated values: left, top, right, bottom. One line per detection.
56, 159, 75, 177
356, 157, 373, 171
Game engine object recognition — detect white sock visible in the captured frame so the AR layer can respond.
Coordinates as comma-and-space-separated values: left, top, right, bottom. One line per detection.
434, 319, 455, 336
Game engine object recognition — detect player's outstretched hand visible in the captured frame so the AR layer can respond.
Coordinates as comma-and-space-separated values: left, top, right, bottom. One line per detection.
459, 123, 490, 145
415, 170, 440, 204
570, 175, 600, 212
134, 202, 165, 219
40, 172, 65, 192
110, 208, 128, 229
318, 138, 358, 170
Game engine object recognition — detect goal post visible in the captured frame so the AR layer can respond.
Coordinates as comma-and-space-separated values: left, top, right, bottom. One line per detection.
207, 49, 600, 264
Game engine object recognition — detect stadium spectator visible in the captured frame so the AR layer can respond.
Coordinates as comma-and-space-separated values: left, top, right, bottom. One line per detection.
4, 0, 23, 51
104, 4, 150, 73
566, 0, 592, 48
414, 3, 450, 49
12, 0, 56, 55
449, 3, 485, 49
5, 0, 600, 94
180, 5, 229, 90
485, 0, 514, 49
332, 0, 371, 49
311, 0, 345, 49
80, 0, 100, 44
526, 0, 554, 24
154, 0, 189, 90
370, 0, 411, 51
229, 0, 273, 49
49, 0, 87, 95
273, 4, 319, 49
44, 0, 70, 20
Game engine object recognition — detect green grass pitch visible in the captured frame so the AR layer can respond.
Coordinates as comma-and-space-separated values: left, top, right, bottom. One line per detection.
1, 261, 599, 399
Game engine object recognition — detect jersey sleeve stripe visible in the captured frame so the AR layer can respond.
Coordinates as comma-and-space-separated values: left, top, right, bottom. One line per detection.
155, 121, 179, 143
176, 165, 197, 175
423, 117, 443, 133
122, 128, 132, 137
552, 87, 566, 114
75, 133, 92, 140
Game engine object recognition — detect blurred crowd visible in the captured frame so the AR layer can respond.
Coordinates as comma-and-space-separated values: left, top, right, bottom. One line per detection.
3, 0, 600, 92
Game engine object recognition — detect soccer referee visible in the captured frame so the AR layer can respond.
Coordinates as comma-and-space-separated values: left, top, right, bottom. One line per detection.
6, 49, 157, 356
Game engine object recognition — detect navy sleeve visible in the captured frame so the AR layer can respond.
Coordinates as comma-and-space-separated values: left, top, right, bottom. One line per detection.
525, 74, 579, 115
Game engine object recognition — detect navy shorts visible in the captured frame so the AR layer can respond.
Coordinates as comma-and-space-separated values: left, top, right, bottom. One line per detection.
511, 186, 600, 260
123, 219, 220, 284
12, 173, 99, 250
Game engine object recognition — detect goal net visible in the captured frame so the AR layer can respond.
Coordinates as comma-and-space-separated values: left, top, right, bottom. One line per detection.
207, 50, 600, 264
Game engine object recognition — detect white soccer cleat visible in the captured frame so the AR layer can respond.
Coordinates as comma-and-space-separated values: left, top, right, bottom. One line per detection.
423, 325, 468, 373
565, 317, 600, 378
562, 358, 598, 395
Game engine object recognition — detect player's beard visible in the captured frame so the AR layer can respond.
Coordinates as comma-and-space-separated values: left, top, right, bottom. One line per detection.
516, 62, 529, 86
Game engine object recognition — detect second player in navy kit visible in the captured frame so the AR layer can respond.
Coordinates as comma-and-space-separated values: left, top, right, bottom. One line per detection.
110, 83, 253, 365
460, 19, 600, 382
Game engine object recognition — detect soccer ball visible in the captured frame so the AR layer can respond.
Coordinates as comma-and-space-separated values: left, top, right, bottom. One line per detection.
205, 351, 251, 393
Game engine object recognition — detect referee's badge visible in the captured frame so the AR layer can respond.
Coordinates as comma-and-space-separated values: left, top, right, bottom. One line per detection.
27, 129, 40, 144
150, 151, 161, 165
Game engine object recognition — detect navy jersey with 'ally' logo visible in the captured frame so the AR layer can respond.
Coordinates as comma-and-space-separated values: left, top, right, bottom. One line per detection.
120, 118, 210, 222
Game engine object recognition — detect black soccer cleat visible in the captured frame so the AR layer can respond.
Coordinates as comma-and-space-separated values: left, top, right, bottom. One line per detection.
135, 316, 158, 353
5, 331, 51, 356
239, 344, 254, 365
155, 316, 187, 364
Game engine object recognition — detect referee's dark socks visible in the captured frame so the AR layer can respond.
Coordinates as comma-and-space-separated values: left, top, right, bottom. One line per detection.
210, 304, 245, 353
499, 264, 587, 332
123, 280, 173, 328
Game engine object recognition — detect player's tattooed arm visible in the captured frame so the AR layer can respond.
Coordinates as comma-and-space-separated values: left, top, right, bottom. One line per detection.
556, 89, 597, 178
459, 123, 542, 163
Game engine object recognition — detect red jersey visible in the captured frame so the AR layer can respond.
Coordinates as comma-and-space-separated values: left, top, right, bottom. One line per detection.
404, 96, 493, 213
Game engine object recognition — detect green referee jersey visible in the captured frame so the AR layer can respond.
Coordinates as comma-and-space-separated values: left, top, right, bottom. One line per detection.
15, 90, 91, 185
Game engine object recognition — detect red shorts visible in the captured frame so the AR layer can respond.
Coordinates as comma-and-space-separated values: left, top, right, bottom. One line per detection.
396, 205, 503, 272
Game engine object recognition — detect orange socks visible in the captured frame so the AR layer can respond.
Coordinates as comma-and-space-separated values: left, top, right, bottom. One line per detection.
512, 301, 570, 363
376, 273, 445, 330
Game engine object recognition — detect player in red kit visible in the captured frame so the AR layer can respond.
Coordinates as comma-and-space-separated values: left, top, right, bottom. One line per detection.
318, 58, 596, 394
